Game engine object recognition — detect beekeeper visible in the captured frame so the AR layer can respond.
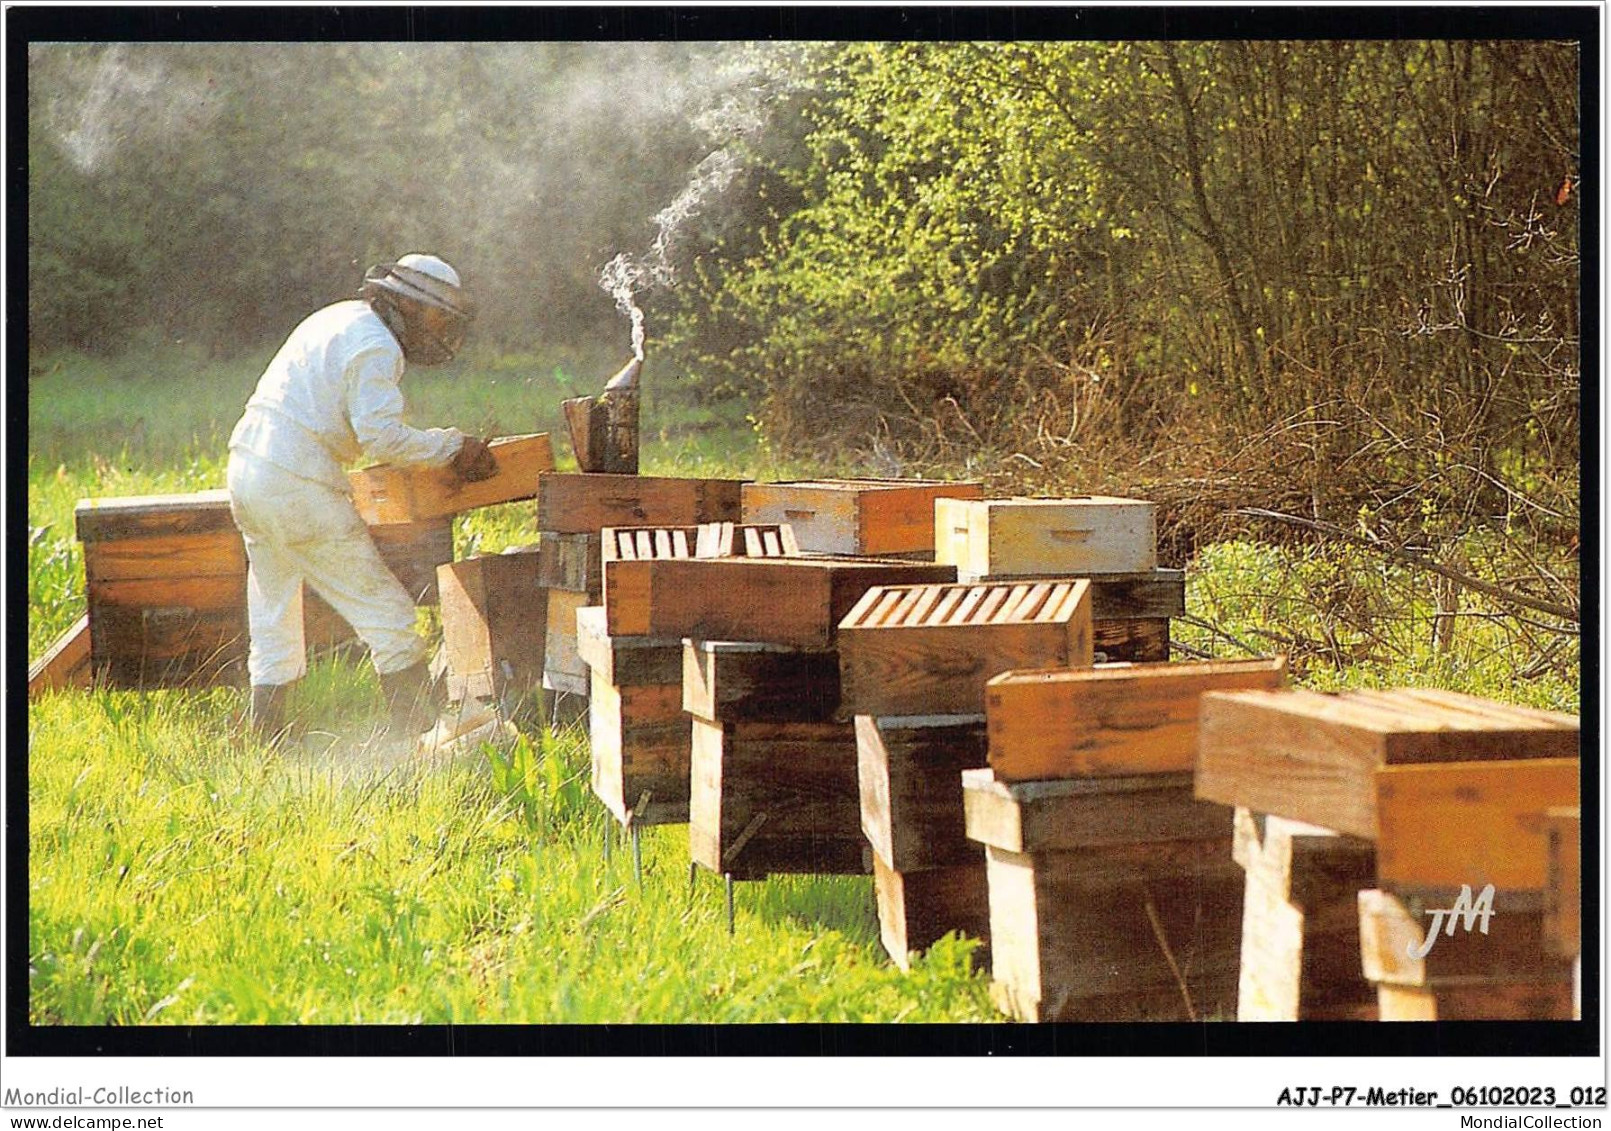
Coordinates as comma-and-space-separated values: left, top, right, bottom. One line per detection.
226, 254, 498, 740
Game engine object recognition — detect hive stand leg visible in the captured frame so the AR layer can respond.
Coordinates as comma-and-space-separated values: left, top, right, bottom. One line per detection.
725, 873, 736, 936
631, 824, 643, 885
688, 861, 699, 898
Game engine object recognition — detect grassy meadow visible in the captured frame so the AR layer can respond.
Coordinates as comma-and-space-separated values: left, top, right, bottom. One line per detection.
25, 347, 1578, 1025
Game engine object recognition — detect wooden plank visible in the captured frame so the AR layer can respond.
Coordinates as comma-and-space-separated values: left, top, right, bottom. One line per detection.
962, 768, 1232, 854
985, 657, 1288, 781
1544, 807, 1580, 957
1195, 688, 1580, 840
537, 473, 745, 535
984, 840, 1243, 1022
688, 718, 867, 880
1233, 809, 1378, 1022
438, 551, 547, 704
28, 615, 93, 697
348, 433, 555, 525
872, 854, 990, 972
83, 530, 245, 581
742, 478, 983, 556
935, 496, 1157, 578
856, 714, 990, 871
838, 581, 1092, 716
89, 573, 245, 611
1375, 758, 1579, 891
74, 489, 235, 542
605, 556, 954, 647
588, 671, 690, 827
681, 639, 842, 723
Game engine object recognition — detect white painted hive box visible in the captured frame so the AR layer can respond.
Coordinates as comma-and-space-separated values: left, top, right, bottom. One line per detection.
935, 496, 1157, 578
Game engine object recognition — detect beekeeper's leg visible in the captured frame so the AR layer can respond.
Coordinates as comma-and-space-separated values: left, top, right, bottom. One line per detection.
289, 516, 440, 733
228, 456, 309, 739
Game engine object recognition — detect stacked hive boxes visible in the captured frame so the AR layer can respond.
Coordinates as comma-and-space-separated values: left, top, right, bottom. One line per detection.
838, 580, 1095, 969
1195, 687, 1579, 1021
972, 658, 1286, 1020
533, 473, 745, 704
615, 553, 957, 881
583, 523, 799, 831
934, 496, 1181, 661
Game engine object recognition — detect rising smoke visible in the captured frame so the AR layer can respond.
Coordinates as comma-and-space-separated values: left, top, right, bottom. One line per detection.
598, 45, 807, 362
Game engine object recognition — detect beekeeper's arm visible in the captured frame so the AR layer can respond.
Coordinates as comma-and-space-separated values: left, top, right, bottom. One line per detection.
347, 347, 465, 467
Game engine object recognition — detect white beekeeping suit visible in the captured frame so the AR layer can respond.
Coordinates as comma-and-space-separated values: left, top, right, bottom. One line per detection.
226, 254, 491, 739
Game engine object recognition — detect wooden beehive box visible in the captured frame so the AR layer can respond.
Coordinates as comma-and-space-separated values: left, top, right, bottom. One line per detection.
1374, 757, 1579, 892
683, 639, 842, 723
76, 490, 249, 687
837, 580, 1092, 716
688, 717, 867, 881
601, 521, 801, 630
856, 714, 989, 871
741, 478, 983, 556
1357, 887, 1575, 1021
984, 657, 1288, 781
437, 549, 546, 704
604, 556, 955, 645
935, 495, 1157, 578
349, 433, 555, 526
963, 768, 1242, 1022
576, 606, 689, 826
856, 714, 992, 969
536, 532, 604, 599
75, 490, 452, 688
542, 589, 592, 697
1232, 808, 1378, 1022
1194, 687, 1579, 841
536, 472, 745, 535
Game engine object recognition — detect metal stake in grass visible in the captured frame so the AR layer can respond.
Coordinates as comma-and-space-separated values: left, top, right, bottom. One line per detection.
725, 872, 736, 936
630, 825, 643, 885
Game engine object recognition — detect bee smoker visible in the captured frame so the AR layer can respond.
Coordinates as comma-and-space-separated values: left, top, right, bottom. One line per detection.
562, 356, 640, 474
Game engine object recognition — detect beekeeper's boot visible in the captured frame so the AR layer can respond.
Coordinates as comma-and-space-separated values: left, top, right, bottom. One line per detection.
248, 682, 295, 744
378, 660, 444, 738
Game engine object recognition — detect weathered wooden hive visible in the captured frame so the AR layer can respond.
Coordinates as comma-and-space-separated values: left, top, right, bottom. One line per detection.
965, 657, 1285, 1021
1361, 753, 1579, 1021
533, 472, 746, 698
837, 579, 1094, 969
74, 489, 451, 688
933, 496, 1181, 663
676, 556, 957, 886
741, 478, 984, 558
437, 548, 546, 707
1194, 686, 1578, 1021
582, 522, 801, 830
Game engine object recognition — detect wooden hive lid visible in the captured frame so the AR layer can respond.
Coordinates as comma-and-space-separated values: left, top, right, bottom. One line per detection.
75, 489, 236, 542
1203, 686, 1578, 745
841, 579, 1091, 631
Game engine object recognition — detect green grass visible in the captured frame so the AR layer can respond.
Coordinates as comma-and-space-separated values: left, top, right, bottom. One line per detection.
27, 347, 1578, 1025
